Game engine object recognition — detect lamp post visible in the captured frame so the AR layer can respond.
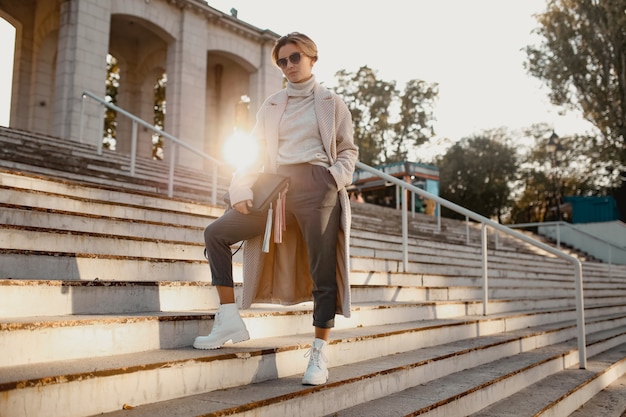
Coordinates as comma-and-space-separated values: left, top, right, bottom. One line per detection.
547, 131, 564, 221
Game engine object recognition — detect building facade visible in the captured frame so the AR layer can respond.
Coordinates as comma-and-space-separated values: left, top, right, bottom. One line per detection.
0, 0, 283, 169
351, 160, 440, 215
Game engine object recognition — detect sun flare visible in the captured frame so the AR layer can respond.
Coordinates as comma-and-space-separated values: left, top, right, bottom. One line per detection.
222, 130, 261, 171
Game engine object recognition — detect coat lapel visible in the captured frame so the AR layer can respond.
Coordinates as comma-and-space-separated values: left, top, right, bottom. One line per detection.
314, 85, 336, 163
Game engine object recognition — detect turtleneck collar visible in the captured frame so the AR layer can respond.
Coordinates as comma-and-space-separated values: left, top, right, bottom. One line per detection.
286, 75, 316, 97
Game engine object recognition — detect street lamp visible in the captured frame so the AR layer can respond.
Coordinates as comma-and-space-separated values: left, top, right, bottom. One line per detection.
546, 131, 562, 154
547, 131, 564, 221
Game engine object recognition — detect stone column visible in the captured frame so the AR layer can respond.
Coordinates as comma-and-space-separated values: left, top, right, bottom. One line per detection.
8, 13, 34, 132
53, 0, 110, 146
164, 6, 207, 170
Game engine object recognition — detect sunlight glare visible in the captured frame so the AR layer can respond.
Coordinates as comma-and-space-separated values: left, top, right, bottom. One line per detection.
222, 130, 260, 170
0, 19, 15, 126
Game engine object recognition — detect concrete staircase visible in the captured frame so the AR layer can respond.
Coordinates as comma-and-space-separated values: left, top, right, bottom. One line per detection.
0, 126, 232, 203
2, 129, 626, 417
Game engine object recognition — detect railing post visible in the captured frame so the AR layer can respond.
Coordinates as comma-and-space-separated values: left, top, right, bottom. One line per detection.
466, 216, 470, 245
211, 165, 218, 205
556, 222, 561, 248
608, 244, 613, 279
574, 262, 587, 368
168, 143, 176, 198
436, 202, 441, 232
402, 189, 409, 272
97, 103, 104, 155
396, 184, 401, 210
130, 121, 138, 176
481, 223, 489, 315
495, 229, 500, 250
79, 94, 85, 144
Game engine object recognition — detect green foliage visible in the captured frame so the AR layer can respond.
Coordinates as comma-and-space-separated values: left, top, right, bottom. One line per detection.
437, 129, 518, 223
508, 169, 553, 224
508, 124, 608, 223
393, 79, 438, 161
524, 0, 626, 183
104, 54, 119, 149
152, 73, 166, 160
104, 55, 166, 160
333, 66, 438, 165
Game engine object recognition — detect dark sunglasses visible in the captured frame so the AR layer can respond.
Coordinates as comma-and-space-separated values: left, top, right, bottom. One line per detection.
276, 52, 303, 69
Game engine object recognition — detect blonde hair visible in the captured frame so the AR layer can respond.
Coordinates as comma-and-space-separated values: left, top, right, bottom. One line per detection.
271, 32, 318, 67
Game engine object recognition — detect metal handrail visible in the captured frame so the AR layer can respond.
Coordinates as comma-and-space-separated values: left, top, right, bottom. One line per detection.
75, 97, 587, 368
79, 90, 223, 204
355, 161, 587, 368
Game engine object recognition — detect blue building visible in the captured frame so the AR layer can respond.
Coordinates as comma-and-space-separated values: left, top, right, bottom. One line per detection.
563, 195, 620, 224
350, 161, 439, 215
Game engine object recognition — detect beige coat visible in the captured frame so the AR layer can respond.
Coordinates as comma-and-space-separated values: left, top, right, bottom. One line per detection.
228, 82, 358, 317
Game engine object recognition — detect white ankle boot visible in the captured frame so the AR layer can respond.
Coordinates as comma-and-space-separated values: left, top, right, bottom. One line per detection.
302, 338, 329, 385
193, 303, 250, 349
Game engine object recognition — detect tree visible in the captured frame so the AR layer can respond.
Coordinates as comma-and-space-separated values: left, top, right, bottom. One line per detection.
437, 129, 518, 223
392, 79, 438, 162
508, 124, 604, 223
334, 66, 393, 165
524, 0, 626, 185
333, 66, 438, 165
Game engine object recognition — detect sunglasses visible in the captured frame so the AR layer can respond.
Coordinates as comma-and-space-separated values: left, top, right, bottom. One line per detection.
276, 52, 303, 69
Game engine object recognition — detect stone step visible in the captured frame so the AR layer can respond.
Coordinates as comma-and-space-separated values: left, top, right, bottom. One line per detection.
0, 297, 588, 366
0, 249, 212, 281
1, 242, 618, 292
327, 329, 626, 417
2, 169, 580, 278
471, 343, 626, 417
0, 167, 567, 265
348, 269, 619, 289
0, 248, 596, 293
0, 128, 231, 203
568, 368, 626, 416
351, 226, 561, 263
0, 279, 489, 317
1, 204, 565, 281
1, 127, 623, 417
6, 319, 618, 417
1, 273, 623, 319
0, 169, 221, 220
7, 298, 616, 368
0, 204, 207, 243
0, 226, 205, 261
2, 168, 620, 288
0, 126, 227, 182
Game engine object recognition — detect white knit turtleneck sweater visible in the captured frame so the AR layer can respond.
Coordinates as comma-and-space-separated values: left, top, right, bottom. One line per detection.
276, 75, 330, 167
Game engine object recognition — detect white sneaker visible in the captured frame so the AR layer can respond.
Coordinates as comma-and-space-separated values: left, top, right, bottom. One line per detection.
302, 338, 329, 385
193, 303, 250, 349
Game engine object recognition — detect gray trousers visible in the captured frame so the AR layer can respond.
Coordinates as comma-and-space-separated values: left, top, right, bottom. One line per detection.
204, 164, 341, 328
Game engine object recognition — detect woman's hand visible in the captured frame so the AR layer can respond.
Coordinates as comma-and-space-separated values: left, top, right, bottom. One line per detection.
233, 200, 253, 214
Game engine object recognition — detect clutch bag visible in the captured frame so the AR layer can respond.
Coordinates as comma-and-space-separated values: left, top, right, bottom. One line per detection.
224, 172, 290, 212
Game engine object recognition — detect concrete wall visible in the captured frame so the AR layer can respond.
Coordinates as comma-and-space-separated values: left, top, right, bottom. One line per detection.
538, 221, 626, 265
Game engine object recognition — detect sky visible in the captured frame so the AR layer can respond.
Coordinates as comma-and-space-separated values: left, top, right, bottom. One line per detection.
206, 0, 594, 146
0, 1, 594, 153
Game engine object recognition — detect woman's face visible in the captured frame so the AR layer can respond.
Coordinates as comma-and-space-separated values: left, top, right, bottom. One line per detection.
276, 43, 315, 83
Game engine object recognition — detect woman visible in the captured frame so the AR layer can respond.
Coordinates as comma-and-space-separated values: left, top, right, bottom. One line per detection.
194, 32, 358, 386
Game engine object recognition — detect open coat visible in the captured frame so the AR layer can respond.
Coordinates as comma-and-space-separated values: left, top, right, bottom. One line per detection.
227, 82, 358, 317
